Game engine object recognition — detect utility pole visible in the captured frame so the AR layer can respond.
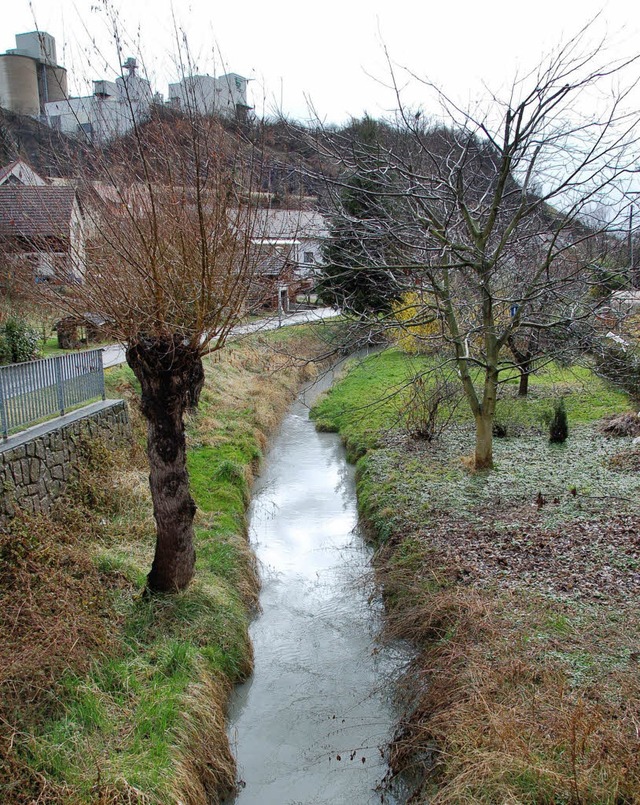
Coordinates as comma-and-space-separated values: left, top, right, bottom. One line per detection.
628, 205, 634, 278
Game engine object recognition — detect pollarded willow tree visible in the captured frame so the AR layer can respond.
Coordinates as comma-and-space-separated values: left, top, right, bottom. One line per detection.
318, 30, 640, 468
46, 106, 267, 592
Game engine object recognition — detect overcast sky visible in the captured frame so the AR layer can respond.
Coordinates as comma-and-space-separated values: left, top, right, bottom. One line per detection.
2, 0, 639, 124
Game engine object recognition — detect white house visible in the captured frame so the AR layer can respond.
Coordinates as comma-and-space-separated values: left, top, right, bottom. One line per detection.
248, 209, 328, 311
252, 209, 328, 278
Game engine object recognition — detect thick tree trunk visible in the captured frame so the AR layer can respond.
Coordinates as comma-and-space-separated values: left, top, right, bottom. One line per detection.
518, 367, 530, 397
127, 335, 205, 592
474, 412, 494, 469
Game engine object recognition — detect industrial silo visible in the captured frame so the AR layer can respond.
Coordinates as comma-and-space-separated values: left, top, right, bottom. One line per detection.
0, 54, 39, 115
41, 64, 68, 105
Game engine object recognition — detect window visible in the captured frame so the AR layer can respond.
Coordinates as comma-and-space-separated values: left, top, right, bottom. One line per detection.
303, 251, 315, 263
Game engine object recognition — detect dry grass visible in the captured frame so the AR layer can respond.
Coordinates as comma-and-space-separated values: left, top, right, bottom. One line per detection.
376, 537, 640, 803
198, 335, 320, 441
599, 411, 640, 438
319, 350, 640, 802
170, 673, 236, 805
0, 439, 142, 803
0, 326, 331, 803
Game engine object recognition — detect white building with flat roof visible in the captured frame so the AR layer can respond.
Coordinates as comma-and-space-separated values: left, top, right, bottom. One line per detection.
3, 30, 251, 142
168, 72, 250, 119
44, 57, 153, 143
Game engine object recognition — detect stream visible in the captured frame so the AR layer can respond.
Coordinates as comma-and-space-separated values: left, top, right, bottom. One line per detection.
225, 365, 407, 805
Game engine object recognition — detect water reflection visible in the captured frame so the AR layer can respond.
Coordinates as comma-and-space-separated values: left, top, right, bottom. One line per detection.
225, 369, 406, 805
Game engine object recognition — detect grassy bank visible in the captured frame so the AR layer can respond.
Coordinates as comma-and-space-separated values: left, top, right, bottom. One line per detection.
312, 349, 640, 803
0, 326, 330, 804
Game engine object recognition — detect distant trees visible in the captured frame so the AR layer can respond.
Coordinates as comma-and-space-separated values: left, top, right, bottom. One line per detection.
318, 32, 640, 468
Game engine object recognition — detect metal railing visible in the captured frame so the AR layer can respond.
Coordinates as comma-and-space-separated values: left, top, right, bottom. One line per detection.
0, 349, 106, 439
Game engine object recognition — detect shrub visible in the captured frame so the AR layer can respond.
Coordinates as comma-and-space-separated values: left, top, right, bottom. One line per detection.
548, 398, 569, 443
390, 292, 441, 354
401, 372, 461, 442
599, 411, 640, 438
0, 318, 40, 364
0, 333, 10, 365
593, 341, 640, 401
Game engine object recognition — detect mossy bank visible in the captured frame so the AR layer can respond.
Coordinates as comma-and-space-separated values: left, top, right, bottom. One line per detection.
312, 349, 640, 803
0, 325, 332, 804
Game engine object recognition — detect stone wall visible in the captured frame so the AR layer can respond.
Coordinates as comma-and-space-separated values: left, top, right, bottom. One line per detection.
0, 400, 130, 522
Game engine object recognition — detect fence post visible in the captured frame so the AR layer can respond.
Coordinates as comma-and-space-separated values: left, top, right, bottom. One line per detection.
0, 371, 8, 439
54, 356, 65, 417
98, 349, 106, 401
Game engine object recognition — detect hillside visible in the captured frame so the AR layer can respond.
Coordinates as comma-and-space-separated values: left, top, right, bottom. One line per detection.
0, 106, 328, 204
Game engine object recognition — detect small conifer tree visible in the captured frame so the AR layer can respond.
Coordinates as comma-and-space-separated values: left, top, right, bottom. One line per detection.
549, 398, 569, 443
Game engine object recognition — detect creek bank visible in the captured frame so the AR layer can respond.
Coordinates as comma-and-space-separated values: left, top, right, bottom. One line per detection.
0, 326, 335, 804
311, 349, 640, 803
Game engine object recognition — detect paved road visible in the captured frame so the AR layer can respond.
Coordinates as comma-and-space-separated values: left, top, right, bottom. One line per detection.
102, 308, 340, 368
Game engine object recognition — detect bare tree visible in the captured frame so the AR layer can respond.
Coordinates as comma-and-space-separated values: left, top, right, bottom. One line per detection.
317, 30, 640, 468
39, 105, 266, 591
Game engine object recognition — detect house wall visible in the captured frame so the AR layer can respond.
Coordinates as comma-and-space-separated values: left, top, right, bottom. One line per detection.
0, 400, 130, 523
70, 198, 86, 279
294, 237, 324, 277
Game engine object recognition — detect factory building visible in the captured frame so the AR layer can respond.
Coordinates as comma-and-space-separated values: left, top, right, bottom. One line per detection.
168, 72, 250, 120
1, 31, 251, 142
44, 57, 153, 142
0, 31, 68, 116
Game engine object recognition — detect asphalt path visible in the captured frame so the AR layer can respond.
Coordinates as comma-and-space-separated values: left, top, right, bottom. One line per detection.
101, 307, 340, 368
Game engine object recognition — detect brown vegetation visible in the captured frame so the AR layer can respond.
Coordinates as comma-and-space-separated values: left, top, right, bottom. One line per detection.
373, 480, 640, 802
0, 326, 330, 803
0, 440, 141, 803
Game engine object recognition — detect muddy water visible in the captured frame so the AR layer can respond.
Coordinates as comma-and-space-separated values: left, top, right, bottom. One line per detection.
225, 368, 406, 805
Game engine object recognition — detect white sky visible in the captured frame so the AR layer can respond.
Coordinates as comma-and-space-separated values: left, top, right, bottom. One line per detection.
1, 0, 639, 125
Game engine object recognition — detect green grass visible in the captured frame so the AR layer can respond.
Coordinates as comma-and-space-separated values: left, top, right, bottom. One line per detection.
38, 336, 67, 358
39, 336, 115, 359
312, 347, 640, 803
22, 392, 258, 800
312, 349, 631, 459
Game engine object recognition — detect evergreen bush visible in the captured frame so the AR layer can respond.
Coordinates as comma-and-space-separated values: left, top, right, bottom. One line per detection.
0, 318, 40, 365
548, 398, 569, 443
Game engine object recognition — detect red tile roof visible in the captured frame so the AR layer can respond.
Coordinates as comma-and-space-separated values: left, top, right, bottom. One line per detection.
0, 186, 77, 240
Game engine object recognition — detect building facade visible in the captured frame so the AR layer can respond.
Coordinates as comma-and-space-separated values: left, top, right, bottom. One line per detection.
167, 72, 250, 120
2, 31, 250, 141
44, 58, 153, 142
